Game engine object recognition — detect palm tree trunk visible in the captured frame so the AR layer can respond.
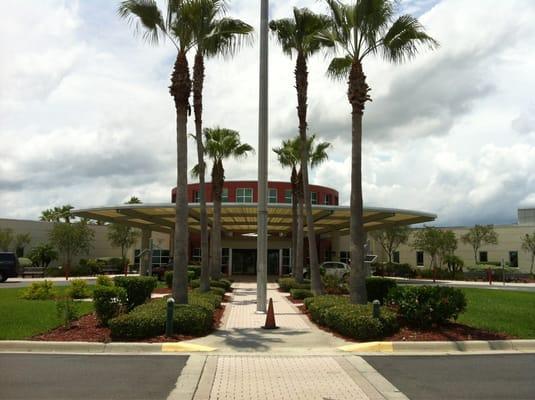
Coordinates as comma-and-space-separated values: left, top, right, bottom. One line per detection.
210, 161, 223, 280
193, 51, 210, 293
295, 53, 322, 295
291, 167, 302, 282
170, 50, 191, 304
348, 59, 370, 304
296, 171, 304, 281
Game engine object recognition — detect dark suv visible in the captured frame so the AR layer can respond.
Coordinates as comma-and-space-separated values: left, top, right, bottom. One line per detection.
0, 252, 19, 282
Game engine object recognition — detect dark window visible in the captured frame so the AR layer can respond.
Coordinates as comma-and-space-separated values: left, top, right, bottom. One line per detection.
311, 192, 318, 204
416, 251, 424, 266
222, 188, 228, 203
268, 188, 277, 203
393, 251, 400, 264
135, 249, 169, 267
334, 196, 339, 205
282, 248, 291, 275
324, 194, 332, 205
191, 248, 201, 263
339, 251, 350, 264
509, 251, 519, 268
284, 189, 292, 204
479, 251, 488, 263
192, 190, 199, 203
236, 188, 253, 203
221, 248, 230, 274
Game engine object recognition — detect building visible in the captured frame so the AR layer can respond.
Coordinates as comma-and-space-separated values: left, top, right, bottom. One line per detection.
73, 180, 436, 276
389, 208, 535, 273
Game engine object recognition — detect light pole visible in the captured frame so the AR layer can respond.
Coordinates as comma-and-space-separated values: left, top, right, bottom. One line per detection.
256, 0, 269, 313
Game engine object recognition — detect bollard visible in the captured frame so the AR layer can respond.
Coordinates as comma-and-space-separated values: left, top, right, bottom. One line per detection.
372, 300, 381, 319
166, 297, 175, 337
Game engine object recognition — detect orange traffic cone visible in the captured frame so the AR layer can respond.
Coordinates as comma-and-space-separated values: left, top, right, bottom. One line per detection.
262, 298, 278, 329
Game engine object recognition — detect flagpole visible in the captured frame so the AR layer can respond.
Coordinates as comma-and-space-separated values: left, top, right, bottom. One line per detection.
256, 0, 269, 313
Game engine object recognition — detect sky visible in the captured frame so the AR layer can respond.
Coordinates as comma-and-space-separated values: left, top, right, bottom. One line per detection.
1, 0, 535, 226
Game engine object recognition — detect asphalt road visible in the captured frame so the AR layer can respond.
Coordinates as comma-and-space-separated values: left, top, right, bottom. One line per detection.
0, 354, 188, 400
364, 354, 535, 400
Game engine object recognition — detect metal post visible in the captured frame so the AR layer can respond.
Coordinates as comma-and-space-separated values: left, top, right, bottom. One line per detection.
372, 300, 381, 319
256, 0, 269, 313
166, 297, 175, 337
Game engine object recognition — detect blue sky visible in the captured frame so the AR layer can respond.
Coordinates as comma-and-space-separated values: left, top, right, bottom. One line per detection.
1, 0, 535, 226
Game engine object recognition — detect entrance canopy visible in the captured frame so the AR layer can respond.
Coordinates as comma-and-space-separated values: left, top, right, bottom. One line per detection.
73, 203, 436, 235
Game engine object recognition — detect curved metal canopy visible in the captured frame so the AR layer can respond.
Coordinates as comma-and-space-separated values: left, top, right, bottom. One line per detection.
72, 203, 436, 235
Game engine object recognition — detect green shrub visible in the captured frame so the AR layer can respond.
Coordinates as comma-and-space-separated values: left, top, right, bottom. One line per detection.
304, 295, 349, 325
190, 278, 232, 292
188, 266, 202, 279
96, 275, 113, 286
56, 297, 79, 328
71, 263, 93, 277
290, 288, 314, 300
418, 268, 464, 280
93, 285, 127, 326
374, 263, 416, 278
21, 280, 56, 300
322, 275, 348, 295
278, 278, 311, 292
113, 276, 157, 310
190, 290, 223, 312
67, 279, 91, 299
165, 271, 173, 289
108, 300, 212, 340
44, 267, 64, 277
388, 286, 467, 329
365, 277, 397, 304
18, 257, 33, 268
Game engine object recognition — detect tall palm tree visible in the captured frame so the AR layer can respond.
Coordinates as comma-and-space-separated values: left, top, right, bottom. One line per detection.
183, 0, 253, 292
325, 0, 438, 304
118, 0, 195, 304
273, 135, 331, 283
270, 8, 333, 295
203, 127, 254, 279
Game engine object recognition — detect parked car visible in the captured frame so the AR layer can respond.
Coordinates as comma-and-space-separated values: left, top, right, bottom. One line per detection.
304, 261, 350, 279
0, 252, 20, 282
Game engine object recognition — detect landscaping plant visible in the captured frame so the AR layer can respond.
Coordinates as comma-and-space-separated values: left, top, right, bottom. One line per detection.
67, 279, 91, 299
113, 276, 157, 310
290, 288, 314, 300
365, 277, 397, 304
56, 297, 79, 329
96, 275, 113, 286
21, 280, 56, 300
93, 285, 127, 326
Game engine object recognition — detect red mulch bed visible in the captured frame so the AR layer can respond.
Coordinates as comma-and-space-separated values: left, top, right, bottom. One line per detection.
297, 305, 512, 342
32, 304, 226, 343
153, 287, 172, 294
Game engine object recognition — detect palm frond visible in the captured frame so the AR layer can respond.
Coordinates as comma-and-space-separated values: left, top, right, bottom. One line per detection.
327, 55, 353, 80
204, 17, 254, 57
381, 14, 439, 63
191, 163, 201, 178
269, 18, 297, 57
118, 0, 165, 45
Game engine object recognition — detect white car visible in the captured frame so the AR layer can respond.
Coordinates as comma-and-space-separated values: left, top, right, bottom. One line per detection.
303, 261, 350, 279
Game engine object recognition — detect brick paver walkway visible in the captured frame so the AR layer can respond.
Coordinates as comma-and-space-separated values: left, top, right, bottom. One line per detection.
209, 356, 370, 400
224, 282, 310, 330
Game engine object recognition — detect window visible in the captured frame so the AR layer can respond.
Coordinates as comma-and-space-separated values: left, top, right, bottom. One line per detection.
509, 251, 519, 268
134, 249, 170, 267
284, 189, 292, 204
282, 248, 291, 275
268, 188, 278, 203
311, 192, 318, 204
416, 251, 424, 266
192, 190, 199, 203
191, 248, 201, 264
334, 196, 339, 205
222, 188, 229, 203
324, 249, 334, 262
340, 251, 350, 264
479, 251, 488, 263
393, 251, 400, 264
221, 248, 230, 274
236, 188, 253, 203
324, 194, 332, 205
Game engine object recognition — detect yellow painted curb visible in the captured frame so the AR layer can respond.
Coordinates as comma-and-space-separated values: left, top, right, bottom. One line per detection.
338, 341, 394, 352
161, 343, 216, 352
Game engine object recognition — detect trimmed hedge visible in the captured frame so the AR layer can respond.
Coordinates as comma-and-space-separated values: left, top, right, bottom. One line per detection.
113, 276, 157, 310
21, 280, 56, 300
188, 266, 202, 279
365, 277, 397, 304
93, 285, 127, 326
387, 285, 467, 329
278, 278, 311, 292
190, 278, 232, 292
304, 295, 398, 341
108, 299, 212, 340
189, 290, 223, 312
96, 275, 113, 286
165, 271, 197, 289
67, 279, 92, 299
290, 288, 314, 300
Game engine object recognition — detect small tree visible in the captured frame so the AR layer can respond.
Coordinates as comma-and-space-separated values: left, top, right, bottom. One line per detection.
0, 228, 14, 251
28, 243, 58, 269
521, 232, 535, 275
412, 226, 444, 270
437, 230, 457, 268
49, 222, 94, 279
461, 225, 499, 265
370, 226, 410, 263
15, 233, 32, 257
107, 224, 140, 274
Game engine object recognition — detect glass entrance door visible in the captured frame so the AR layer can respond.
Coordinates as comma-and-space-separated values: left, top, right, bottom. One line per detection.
232, 249, 257, 274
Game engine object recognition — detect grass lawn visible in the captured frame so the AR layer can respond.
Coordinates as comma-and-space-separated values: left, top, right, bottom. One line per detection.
0, 287, 94, 340
458, 288, 535, 339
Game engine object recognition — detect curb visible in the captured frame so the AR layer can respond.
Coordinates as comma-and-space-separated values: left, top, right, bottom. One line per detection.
0, 341, 216, 354
338, 339, 535, 353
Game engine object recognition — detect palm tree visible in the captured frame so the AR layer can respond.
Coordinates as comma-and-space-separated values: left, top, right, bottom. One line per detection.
325, 0, 438, 304
118, 0, 195, 304
183, 0, 253, 292
273, 135, 331, 283
203, 127, 253, 279
270, 8, 333, 295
